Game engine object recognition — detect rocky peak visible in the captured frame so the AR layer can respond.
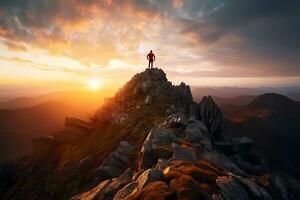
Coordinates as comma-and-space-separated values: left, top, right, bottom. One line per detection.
198, 96, 226, 140
1, 69, 299, 200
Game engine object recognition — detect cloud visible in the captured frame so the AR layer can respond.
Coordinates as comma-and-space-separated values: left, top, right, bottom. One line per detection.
0, 0, 299, 78
176, 0, 300, 75
0, 55, 82, 74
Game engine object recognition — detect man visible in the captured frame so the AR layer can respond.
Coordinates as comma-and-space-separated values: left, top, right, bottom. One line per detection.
147, 50, 155, 69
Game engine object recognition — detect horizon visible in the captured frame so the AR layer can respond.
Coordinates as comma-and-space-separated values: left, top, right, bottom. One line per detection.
1, 1, 300, 94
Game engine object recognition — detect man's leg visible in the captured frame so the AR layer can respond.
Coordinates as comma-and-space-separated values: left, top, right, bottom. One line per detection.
150, 61, 153, 69
148, 61, 150, 69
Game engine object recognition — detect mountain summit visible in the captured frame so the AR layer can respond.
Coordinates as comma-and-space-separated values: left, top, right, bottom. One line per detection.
1, 68, 300, 200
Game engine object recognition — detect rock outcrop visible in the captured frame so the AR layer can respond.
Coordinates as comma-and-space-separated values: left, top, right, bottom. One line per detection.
72, 87, 300, 199
1, 68, 299, 200
95, 141, 135, 179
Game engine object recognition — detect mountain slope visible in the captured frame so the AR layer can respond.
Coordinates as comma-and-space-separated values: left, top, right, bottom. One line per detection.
0, 101, 85, 163
212, 95, 257, 106
0, 90, 111, 163
1, 69, 299, 200
223, 93, 300, 175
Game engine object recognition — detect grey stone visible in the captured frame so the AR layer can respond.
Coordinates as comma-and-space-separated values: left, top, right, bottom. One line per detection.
171, 143, 198, 161
136, 169, 165, 189
140, 129, 175, 169
198, 96, 225, 139
95, 141, 135, 179
160, 112, 188, 128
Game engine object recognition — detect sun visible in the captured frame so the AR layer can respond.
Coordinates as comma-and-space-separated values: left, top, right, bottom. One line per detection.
87, 79, 102, 91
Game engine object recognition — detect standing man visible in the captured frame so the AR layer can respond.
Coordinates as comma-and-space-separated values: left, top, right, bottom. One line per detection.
147, 50, 155, 69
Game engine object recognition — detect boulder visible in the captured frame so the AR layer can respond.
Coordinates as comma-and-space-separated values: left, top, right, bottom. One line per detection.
140, 129, 175, 169
171, 143, 198, 161
72, 169, 132, 200
95, 141, 135, 179
170, 174, 212, 199
159, 112, 188, 128
136, 169, 165, 189
113, 182, 137, 200
185, 120, 210, 143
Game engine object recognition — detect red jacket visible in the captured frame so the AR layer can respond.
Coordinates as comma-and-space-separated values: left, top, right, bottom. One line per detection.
147, 52, 155, 61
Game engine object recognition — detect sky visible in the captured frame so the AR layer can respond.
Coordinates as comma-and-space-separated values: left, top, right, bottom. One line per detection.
0, 0, 299, 95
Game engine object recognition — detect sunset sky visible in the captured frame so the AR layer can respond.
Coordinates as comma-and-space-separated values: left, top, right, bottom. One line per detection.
0, 0, 299, 95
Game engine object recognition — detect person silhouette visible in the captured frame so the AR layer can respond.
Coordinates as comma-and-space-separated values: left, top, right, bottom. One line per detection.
147, 50, 155, 69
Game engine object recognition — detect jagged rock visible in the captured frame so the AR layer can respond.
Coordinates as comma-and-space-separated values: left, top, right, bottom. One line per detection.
136, 169, 165, 189
98, 169, 133, 200
171, 143, 198, 161
145, 95, 153, 104
124, 181, 173, 200
72, 170, 132, 200
185, 120, 210, 143
198, 96, 225, 139
140, 129, 175, 169
156, 159, 171, 170
171, 82, 193, 115
113, 182, 137, 200
78, 157, 94, 172
216, 174, 273, 200
189, 102, 199, 118
95, 141, 135, 179
169, 174, 212, 199
159, 112, 188, 128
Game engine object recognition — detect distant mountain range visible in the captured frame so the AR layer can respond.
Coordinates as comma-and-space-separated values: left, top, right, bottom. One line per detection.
191, 86, 300, 102
0, 90, 112, 163
221, 93, 300, 176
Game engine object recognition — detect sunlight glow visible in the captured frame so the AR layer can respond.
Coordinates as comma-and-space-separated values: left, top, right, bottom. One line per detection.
87, 79, 102, 91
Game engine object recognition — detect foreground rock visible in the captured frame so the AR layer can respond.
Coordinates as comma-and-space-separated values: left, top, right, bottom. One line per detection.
95, 141, 135, 179
72, 90, 300, 199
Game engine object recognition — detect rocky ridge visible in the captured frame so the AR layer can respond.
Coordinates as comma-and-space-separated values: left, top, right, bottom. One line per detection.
0, 68, 299, 200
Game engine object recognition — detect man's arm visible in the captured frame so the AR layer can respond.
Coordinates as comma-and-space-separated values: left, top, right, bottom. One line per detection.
153, 54, 156, 61
146, 54, 149, 60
